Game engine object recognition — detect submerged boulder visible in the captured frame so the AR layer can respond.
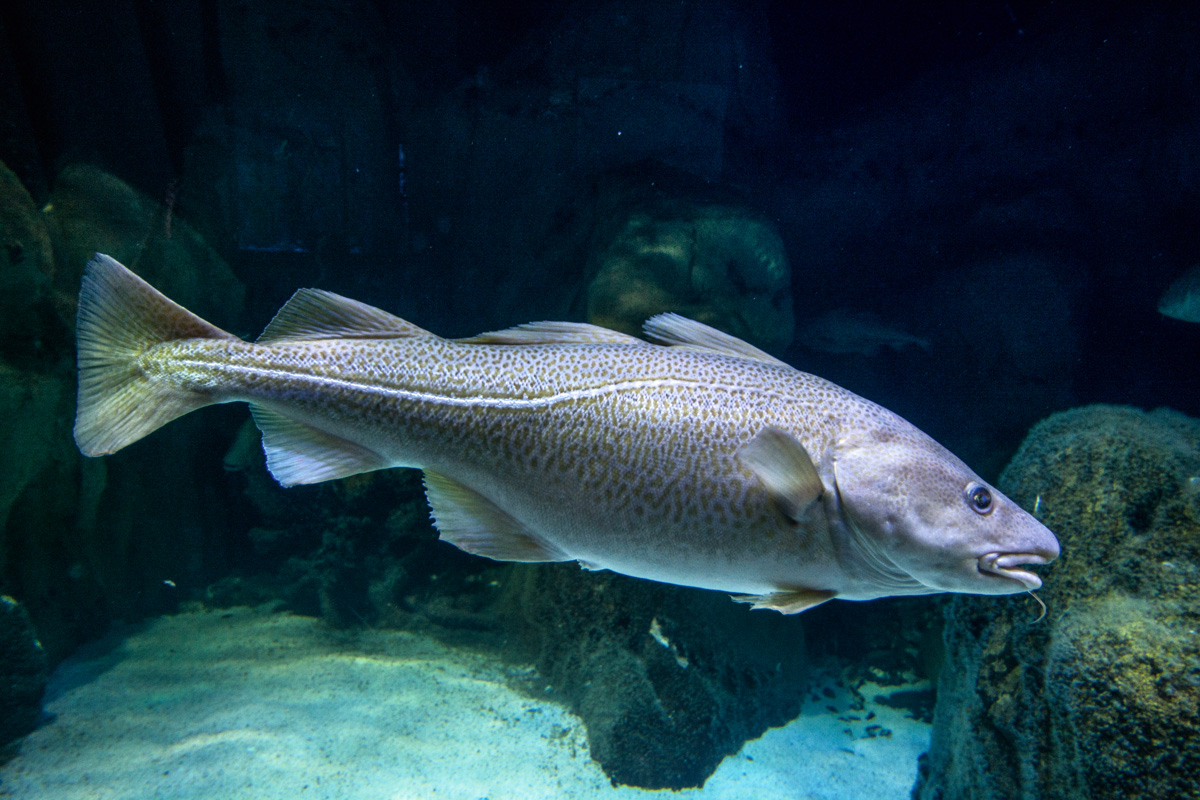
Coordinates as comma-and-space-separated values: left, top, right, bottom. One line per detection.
45, 164, 245, 330
549, 162, 794, 354
0, 161, 67, 367
0, 163, 250, 664
0, 594, 48, 746
914, 405, 1200, 800
503, 563, 806, 790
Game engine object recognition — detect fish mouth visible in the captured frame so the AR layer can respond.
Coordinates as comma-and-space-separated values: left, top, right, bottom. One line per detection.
977, 552, 1054, 591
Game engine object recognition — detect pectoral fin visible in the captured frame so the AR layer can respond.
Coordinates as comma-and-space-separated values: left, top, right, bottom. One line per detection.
737, 426, 824, 522
423, 470, 571, 563
730, 588, 837, 614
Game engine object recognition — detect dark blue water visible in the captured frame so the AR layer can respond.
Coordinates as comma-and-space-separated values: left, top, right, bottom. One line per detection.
0, 2, 1195, 797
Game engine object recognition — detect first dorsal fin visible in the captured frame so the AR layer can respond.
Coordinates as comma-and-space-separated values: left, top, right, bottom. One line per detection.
257, 289, 433, 344
643, 313, 789, 367
458, 320, 646, 346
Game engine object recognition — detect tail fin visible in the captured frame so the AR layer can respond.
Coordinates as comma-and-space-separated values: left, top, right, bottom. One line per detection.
74, 254, 240, 456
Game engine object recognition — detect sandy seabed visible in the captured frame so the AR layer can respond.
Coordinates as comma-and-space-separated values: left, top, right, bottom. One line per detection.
0, 606, 929, 799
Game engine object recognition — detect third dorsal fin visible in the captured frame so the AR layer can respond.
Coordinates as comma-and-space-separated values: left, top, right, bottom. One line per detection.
458, 320, 646, 345
642, 313, 789, 367
257, 289, 433, 344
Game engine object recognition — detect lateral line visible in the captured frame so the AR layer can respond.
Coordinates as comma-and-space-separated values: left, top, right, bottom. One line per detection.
172, 359, 784, 408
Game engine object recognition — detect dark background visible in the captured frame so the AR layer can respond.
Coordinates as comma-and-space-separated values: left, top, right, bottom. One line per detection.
0, 0, 1197, 664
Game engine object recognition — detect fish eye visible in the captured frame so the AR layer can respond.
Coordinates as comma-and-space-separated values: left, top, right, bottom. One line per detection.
965, 484, 994, 515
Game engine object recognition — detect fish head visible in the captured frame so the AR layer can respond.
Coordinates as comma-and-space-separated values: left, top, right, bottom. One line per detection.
832, 426, 1060, 597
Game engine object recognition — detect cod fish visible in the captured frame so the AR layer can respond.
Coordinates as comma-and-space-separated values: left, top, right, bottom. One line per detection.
1159, 264, 1200, 323
799, 308, 930, 357
74, 255, 1059, 613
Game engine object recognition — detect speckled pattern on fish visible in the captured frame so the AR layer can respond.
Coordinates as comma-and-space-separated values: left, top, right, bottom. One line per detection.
74, 254, 1060, 613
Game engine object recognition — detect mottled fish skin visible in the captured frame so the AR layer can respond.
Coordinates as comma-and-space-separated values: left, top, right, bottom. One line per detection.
74, 254, 1060, 613
152, 334, 845, 591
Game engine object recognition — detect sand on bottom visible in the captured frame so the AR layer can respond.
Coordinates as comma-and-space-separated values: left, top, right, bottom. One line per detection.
0, 606, 929, 799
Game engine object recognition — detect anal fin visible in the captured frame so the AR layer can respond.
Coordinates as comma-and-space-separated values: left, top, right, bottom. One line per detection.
423, 470, 570, 563
730, 588, 837, 614
250, 404, 388, 487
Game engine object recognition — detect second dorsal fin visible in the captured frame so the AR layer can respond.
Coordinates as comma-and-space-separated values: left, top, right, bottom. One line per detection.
642, 313, 789, 367
458, 320, 646, 345
257, 289, 433, 344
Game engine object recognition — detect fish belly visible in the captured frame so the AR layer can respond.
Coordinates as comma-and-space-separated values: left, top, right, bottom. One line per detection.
366, 378, 825, 595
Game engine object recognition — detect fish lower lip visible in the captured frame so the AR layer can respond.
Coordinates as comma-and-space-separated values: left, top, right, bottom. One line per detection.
978, 552, 1050, 590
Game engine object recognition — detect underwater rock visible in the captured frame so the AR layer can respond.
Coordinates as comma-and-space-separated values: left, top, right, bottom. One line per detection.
0, 161, 68, 367
218, 453, 490, 633
914, 405, 1200, 800
45, 164, 245, 329
0, 366, 108, 666
0, 594, 48, 747
0, 368, 72, 543
503, 564, 806, 790
0, 165, 103, 665
551, 162, 793, 353
0, 165, 248, 664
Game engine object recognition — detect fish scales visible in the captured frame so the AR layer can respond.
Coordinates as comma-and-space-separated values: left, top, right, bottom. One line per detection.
74, 254, 1060, 613
150, 334, 846, 589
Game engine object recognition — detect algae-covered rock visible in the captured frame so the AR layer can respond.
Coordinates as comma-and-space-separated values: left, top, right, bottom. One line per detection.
0, 365, 75, 560
45, 164, 245, 329
503, 563, 806, 790
0, 364, 107, 666
0, 161, 53, 288
0, 164, 249, 665
551, 162, 793, 354
915, 405, 1200, 800
0, 594, 48, 746
0, 161, 67, 366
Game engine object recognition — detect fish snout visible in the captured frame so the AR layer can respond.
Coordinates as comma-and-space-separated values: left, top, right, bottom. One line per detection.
977, 551, 1056, 591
